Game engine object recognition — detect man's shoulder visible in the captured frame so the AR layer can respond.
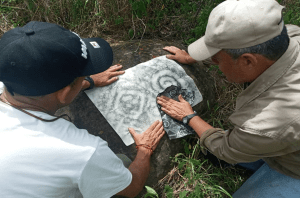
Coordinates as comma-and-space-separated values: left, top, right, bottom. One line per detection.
0, 102, 102, 150
230, 81, 300, 139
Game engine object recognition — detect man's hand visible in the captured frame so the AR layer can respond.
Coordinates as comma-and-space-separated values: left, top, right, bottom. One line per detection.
91, 64, 125, 87
117, 121, 164, 197
163, 46, 197, 65
157, 95, 194, 121
128, 120, 165, 153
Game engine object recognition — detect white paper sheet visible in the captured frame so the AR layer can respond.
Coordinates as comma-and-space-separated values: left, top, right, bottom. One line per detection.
85, 56, 202, 146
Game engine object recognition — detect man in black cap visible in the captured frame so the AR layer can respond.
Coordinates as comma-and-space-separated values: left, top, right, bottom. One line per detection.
0, 21, 165, 198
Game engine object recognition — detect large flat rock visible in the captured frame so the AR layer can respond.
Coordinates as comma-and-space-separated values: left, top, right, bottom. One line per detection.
55, 39, 215, 192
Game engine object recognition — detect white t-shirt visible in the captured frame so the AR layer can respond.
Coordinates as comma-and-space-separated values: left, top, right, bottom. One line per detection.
0, 82, 4, 94
0, 101, 132, 198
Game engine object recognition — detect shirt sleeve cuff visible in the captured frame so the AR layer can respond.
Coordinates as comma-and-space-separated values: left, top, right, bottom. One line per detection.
200, 128, 225, 155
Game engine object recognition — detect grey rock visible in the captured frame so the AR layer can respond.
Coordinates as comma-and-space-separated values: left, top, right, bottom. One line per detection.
55, 39, 216, 194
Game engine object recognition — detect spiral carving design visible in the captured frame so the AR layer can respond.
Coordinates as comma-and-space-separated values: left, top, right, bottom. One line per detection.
86, 56, 202, 145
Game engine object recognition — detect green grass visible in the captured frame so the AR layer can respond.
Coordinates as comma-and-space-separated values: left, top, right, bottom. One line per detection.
2, 0, 224, 40
1, 0, 299, 39
279, 0, 300, 26
146, 138, 251, 198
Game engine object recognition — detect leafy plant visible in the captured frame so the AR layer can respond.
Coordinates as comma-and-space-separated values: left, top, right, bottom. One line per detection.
144, 186, 159, 198
168, 140, 236, 197
129, 0, 150, 18
283, 3, 300, 26
115, 16, 124, 25
164, 185, 174, 198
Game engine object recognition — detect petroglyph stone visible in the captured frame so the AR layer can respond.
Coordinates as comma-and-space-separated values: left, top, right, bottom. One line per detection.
55, 39, 216, 190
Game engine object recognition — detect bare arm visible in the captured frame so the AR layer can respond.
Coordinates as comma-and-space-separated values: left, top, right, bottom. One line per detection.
116, 121, 165, 198
117, 148, 151, 198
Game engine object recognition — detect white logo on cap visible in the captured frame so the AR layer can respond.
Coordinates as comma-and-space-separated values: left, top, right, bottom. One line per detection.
90, 41, 100, 48
71, 32, 88, 59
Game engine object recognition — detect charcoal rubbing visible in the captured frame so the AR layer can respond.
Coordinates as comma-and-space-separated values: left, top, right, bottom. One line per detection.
157, 85, 196, 139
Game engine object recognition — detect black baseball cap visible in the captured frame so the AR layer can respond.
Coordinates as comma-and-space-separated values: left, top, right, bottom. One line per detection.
0, 21, 113, 96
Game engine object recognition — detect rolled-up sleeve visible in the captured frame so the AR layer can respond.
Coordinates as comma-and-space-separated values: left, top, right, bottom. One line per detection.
286, 24, 300, 38
200, 127, 292, 164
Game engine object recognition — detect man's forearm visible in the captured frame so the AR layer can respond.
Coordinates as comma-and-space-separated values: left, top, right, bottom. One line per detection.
188, 116, 213, 138
81, 79, 90, 91
116, 147, 151, 197
128, 148, 151, 189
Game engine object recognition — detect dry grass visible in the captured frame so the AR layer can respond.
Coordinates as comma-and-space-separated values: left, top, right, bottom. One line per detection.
147, 139, 252, 198
0, 0, 222, 41
1, 0, 133, 38
1, 0, 298, 40
206, 66, 244, 130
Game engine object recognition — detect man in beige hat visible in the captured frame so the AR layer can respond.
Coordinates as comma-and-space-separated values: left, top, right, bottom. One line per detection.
158, 0, 300, 196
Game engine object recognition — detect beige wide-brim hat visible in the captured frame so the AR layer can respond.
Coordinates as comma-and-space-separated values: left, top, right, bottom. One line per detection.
188, 0, 285, 61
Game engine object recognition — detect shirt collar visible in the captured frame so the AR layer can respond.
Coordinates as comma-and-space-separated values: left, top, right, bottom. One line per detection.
235, 38, 300, 110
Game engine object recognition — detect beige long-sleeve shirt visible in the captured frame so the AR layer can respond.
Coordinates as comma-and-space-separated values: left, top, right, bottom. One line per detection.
200, 24, 300, 179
